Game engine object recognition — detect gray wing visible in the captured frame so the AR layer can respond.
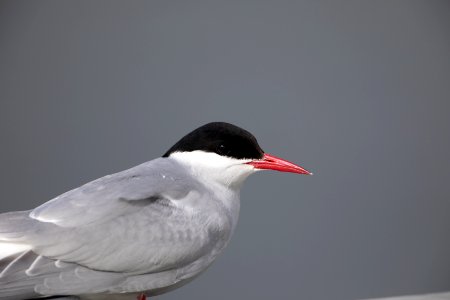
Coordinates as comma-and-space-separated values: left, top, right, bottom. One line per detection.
30, 158, 196, 227
0, 250, 125, 299
0, 158, 221, 297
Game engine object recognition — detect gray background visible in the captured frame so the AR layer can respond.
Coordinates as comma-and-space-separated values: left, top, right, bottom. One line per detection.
1, 1, 449, 300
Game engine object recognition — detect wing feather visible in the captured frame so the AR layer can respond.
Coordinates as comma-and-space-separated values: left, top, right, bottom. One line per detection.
30, 158, 195, 227
0, 157, 224, 297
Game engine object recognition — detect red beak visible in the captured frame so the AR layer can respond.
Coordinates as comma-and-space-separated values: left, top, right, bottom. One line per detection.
247, 153, 312, 175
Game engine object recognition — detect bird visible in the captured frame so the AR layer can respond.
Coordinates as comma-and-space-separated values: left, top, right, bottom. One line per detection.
0, 122, 311, 300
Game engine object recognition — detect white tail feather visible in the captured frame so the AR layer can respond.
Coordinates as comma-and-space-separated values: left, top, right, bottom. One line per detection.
0, 242, 31, 260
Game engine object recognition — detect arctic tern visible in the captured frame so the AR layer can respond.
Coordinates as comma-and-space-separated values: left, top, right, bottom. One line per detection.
0, 122, 311, 300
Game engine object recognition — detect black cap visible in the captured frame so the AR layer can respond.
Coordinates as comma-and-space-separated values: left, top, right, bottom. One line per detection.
162, 122, 264, 160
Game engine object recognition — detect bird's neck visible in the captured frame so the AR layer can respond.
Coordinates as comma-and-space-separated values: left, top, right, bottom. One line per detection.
168, 151, 254, 233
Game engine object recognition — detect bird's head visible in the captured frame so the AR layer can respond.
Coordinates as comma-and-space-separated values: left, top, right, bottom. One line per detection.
163, 122, 312, 188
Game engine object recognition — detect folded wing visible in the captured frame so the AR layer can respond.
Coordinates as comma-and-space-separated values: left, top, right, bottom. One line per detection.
0, 158, 220, 297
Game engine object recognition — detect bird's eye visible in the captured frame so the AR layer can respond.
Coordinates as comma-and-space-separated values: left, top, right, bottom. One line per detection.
217, 144, 229, 155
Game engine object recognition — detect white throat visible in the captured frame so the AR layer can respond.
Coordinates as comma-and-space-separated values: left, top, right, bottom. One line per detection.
168, 151, 257, 189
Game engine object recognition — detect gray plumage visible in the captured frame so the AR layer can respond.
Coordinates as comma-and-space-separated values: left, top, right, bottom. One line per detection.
0, 157, 243, 299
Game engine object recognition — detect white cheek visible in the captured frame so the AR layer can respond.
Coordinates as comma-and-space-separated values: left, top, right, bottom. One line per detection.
169, 151, 256, 187
170, 151, 252, 168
